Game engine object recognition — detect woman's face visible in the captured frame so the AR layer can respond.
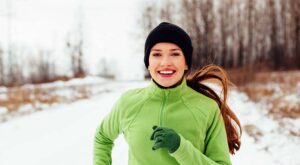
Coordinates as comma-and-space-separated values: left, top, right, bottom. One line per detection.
148, 42, 188, 87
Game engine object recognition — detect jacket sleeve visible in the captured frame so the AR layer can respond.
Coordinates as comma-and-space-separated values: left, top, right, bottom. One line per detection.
170, 107, 232, 165
93, 97, 123, 165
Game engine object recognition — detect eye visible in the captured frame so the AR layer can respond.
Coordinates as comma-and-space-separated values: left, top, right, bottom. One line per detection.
171, 52, 180, 56
151, 53, 161, 57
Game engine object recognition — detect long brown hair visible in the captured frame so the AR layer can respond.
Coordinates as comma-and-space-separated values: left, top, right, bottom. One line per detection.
186, 64, 241, 154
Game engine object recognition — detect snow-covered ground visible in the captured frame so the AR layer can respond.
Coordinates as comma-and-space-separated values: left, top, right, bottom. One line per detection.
0, 80, 144, 165
229, 90, 300, 165
0, 80, 299, 165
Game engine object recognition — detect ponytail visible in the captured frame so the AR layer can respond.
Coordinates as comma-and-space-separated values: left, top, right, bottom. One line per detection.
186, 64, 241, 154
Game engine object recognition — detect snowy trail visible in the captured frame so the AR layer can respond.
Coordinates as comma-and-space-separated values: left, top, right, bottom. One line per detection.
0, 82, 141, 165
0, 94, 108, 165
0, 81, 299, 165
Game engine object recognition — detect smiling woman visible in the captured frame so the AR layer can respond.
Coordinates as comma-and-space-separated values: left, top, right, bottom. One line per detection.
148, 43, 188, 87
94, 22, 241, 165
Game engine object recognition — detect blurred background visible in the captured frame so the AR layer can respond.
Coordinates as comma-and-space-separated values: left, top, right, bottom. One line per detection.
0, 0, 299, 164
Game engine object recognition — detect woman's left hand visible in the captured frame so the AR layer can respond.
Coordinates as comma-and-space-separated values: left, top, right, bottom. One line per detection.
150, 125, 180, 153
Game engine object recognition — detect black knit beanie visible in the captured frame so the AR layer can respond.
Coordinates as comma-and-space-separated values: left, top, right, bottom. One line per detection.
144, 22, 193, 69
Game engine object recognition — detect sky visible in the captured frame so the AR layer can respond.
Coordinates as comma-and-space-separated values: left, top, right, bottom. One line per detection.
0, 0, 146, 79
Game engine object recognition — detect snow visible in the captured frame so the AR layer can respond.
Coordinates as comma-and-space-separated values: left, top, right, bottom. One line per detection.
0, 107, 7, 115
0, 80, 300, 165
0, 87, 8, 100
0, 81, 143, 165
20, 76, 107, 89
283, 94, 299, 104
229, 90, 300, 165
18, 104, 33, 113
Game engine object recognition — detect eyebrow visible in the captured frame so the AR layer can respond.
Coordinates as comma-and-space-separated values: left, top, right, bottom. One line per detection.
151, 49, 162, 51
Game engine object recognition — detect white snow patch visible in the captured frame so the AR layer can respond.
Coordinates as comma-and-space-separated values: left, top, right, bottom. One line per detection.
0, 107, 7, 115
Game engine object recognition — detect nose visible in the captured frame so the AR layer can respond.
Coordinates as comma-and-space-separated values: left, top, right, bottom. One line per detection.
160, 56, 171, 66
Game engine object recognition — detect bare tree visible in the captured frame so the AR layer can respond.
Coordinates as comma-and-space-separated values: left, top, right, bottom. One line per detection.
141, 2, 162, 37
290, 0, 300, 68
37, 50, 53, 83
181, 0, 216, 68
141, 0, 300, 70
97, 57, 115, 78
66, 8, 86, 78
181, 0, 202, 68
160, 0, 175, 22
268, 0, 281, 69
235, 0, 246, 68
5, 46, 24, 86
280, 0, 288, 60
246, 0, 255, 65
219, 0, 231, 68
199, 0, 215, 65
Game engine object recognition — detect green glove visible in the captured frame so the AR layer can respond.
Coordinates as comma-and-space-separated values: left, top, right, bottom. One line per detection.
150, 125, 180, 153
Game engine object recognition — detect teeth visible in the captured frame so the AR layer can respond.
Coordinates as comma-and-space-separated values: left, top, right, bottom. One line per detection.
159, 70, 174, 74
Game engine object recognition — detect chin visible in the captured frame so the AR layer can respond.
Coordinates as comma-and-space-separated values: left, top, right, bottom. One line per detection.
159, 82, 176, 87
161, 84, 171, 87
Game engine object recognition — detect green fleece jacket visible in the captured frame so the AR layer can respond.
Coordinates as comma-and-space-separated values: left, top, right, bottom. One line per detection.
94, 79, 231, 165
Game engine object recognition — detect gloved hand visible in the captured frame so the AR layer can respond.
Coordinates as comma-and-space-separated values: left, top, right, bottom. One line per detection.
150, 125, 180, 153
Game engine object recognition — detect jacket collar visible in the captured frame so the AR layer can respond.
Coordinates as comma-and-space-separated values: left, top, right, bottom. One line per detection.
147, 78, 188, 100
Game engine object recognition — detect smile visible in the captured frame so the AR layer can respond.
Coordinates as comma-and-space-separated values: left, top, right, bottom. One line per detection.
157, 70, 176, 77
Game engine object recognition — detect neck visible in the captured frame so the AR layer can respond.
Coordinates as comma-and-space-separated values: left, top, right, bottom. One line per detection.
153, 77, 184, 89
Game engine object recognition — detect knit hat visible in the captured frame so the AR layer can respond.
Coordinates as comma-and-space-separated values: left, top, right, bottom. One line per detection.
144, 22, 193, 69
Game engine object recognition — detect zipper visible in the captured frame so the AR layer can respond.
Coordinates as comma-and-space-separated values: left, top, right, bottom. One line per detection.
159, 90, 169, 127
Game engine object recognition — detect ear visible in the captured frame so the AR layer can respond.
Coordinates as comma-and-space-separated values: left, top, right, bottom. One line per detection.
184, 64, 188, 70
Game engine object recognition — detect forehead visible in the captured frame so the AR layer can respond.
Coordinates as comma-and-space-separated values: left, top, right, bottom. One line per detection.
151, 42, 181, 50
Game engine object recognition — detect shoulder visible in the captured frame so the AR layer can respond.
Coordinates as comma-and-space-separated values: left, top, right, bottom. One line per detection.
182, 86, 219, 118
117, 87, 149, 108
120, 87, 147, 100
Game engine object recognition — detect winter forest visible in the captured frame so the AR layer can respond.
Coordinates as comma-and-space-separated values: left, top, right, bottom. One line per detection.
0, 0, 300, 164
144, 0, 300, 68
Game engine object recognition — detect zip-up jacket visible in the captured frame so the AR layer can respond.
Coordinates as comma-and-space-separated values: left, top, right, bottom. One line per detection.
94, 79, 231, 165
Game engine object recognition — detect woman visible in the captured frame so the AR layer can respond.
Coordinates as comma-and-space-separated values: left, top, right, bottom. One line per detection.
94, 22, 241, 165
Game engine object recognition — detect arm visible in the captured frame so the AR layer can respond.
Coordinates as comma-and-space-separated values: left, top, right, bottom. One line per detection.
93, 98, 123, 165
170, 107, 231, 165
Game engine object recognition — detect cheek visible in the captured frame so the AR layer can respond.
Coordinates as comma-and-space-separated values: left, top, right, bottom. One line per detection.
148, 64, 156, 75
148, 58, 158, 70
176, 59, 187, 70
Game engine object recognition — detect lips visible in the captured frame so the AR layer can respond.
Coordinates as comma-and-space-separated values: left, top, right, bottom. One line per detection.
158, 70, 175, 74
157, 69, 176, 77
